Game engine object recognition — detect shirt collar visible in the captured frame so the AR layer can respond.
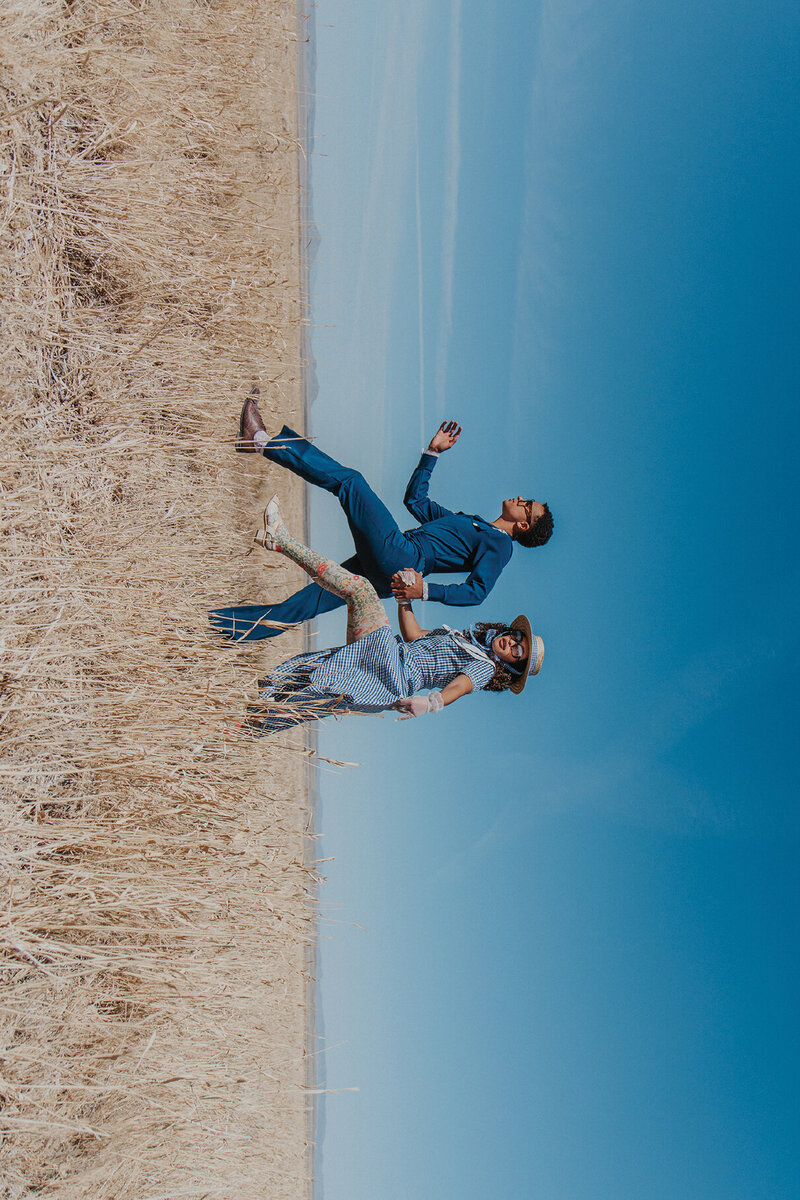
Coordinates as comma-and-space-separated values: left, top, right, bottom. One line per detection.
471, 518, 509, 537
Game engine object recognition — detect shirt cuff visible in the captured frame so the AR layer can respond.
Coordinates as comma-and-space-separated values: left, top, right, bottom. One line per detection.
422, 448, 439, 457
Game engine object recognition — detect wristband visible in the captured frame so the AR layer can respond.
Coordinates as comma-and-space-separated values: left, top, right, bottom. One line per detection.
427, 690, 444, 714
421, 579, 429, 601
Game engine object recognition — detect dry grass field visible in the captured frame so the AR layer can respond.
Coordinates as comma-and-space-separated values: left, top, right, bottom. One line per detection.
1, 2, 318, 1195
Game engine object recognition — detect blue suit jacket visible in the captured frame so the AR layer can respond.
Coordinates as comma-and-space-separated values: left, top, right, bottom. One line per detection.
402, 452, 513, 606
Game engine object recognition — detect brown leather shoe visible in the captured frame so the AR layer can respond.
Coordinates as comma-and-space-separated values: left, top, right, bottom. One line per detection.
236, 386, 268, 452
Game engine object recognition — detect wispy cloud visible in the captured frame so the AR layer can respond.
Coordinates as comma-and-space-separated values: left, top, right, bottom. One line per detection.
316, 1, 463, 467
415, 139, 425, 446
429, 614, 799, 893
433, 0, 463, 419
425, 788, 523, 889
539, 618, 798, 836
508, 0, 605, 420
340, 1, 431, 486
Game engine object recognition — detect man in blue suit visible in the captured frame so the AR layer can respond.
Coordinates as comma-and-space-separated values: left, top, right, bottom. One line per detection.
209, 391, 553, 640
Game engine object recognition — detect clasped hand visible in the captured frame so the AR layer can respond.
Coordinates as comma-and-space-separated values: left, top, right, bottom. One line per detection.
391, 568, 423, 600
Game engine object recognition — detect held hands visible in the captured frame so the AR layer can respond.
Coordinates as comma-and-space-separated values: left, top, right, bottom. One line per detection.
427, 420, 462, 454
391, 568, 424, 601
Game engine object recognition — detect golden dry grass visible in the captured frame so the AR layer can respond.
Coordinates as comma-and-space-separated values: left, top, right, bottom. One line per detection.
1, 1, 318, 1194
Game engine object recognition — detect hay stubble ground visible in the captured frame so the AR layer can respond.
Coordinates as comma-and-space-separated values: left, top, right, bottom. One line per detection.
1, 2, 318, 1195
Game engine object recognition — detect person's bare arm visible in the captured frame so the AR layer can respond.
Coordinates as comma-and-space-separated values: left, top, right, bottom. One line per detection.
440, 673, 473, 705
396, 599, 429, 642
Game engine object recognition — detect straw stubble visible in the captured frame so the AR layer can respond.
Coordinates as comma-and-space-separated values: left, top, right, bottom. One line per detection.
2, 2, 317, 1195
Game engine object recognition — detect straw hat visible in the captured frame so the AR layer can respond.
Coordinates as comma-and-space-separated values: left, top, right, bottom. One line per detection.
508, 615, 544, 695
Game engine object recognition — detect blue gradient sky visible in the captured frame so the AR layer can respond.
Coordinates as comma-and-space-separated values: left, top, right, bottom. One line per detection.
299, 2, 800, 1197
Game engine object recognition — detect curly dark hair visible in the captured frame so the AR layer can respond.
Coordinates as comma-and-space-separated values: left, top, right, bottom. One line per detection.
514, 501, 553, 548
466, 622, 520, 693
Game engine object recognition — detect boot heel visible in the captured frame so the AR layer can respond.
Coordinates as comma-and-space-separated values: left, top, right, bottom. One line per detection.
254, 494, 282, 551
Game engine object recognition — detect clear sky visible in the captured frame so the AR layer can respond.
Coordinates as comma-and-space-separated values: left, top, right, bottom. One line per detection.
296, 2, 800, 1197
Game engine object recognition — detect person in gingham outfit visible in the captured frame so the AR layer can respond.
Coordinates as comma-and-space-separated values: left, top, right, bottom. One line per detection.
242, 498, 544, 736
209, 389, 554, 641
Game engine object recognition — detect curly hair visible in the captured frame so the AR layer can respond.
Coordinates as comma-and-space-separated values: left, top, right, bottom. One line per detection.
465, 622, 519, 693
514, 501, 553, 549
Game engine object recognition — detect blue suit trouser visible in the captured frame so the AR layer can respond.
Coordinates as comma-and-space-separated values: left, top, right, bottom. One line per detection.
209, 427, 425, 640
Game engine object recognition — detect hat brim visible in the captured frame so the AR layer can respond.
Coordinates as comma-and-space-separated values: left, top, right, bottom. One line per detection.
508, 615, 543, 694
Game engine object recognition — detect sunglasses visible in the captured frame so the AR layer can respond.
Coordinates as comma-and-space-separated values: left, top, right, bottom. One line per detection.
506, 628, 528, 661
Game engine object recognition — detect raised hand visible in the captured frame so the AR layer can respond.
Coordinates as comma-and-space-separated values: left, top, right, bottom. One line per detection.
427, 420, 462, 454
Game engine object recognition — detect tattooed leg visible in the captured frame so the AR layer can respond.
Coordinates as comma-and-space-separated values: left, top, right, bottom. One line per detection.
273, 528, 389, 644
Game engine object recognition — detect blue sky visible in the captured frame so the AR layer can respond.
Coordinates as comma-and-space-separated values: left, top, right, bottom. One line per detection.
296, 1, 800, 1196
